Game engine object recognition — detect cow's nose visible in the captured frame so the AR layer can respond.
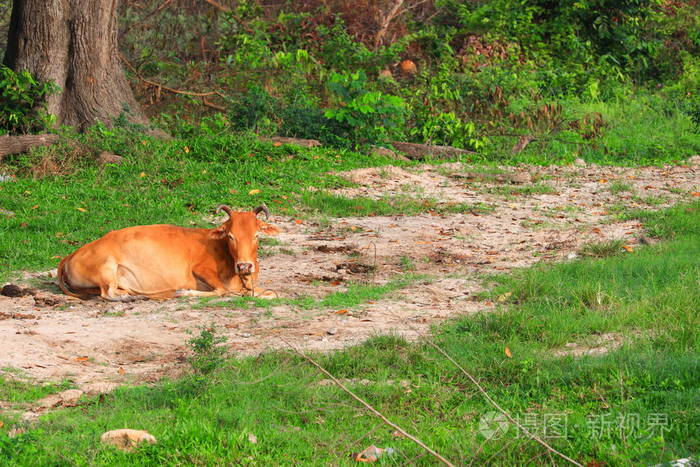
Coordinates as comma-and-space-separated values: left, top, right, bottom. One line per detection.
236, 262, 253, 275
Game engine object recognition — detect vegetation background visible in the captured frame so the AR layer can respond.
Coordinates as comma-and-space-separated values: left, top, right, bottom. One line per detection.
0, 1, 699, 466
1, 0, 700, 161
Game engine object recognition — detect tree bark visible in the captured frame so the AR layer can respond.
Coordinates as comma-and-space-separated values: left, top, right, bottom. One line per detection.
0, 134, 59, 159
4, 0, 148, 130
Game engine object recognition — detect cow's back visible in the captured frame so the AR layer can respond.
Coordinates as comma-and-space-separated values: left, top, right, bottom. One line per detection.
65, 224, 220, 294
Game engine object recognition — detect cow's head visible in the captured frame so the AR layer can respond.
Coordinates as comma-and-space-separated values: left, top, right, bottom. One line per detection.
212, 204, 279, 285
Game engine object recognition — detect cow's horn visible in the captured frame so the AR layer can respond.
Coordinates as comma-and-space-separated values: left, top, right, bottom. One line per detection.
216, 204, 233, 219
253, 204, 270, 219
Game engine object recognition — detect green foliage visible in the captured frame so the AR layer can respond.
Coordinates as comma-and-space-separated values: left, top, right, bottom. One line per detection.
0, 66, 58, 135
412, 111, 485, 150
187, 325, 229, 376
324, 70, 406, 147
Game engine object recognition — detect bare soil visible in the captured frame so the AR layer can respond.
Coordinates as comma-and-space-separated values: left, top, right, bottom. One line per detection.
1, 160, 698, 394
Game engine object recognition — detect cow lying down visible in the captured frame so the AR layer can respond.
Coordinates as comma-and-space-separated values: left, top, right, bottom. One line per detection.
57, 204, 279, 301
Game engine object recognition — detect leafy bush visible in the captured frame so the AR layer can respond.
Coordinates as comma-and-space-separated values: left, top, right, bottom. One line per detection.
188, 325, 229, 376
0, 66, 58, 135
324, 70, 406, 148
228, 85, 277, 134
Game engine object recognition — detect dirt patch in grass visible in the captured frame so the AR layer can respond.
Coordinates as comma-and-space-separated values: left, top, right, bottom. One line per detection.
0, 160, 698, 391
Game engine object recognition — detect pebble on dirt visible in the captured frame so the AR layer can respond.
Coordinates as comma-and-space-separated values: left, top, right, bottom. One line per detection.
1, 284, 25, 297
100, 429, 157, 451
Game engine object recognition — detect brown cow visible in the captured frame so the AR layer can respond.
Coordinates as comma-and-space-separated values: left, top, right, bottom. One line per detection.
57, 204, 279, 301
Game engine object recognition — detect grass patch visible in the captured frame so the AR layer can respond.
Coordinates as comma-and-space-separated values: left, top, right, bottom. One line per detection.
482, 182, 556, 197
578, 239, 625, 258
197, 274, 424, 311
1, 203, 698, 465
609, 181, 634, 195
0, 374, 72, 404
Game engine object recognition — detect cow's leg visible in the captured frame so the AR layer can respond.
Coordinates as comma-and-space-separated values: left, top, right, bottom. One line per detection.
174, 288, 232, 298
100, 283, 145, 302
176, 268, 243, 298
242, 287, 277, 298
98, 265, 149, 301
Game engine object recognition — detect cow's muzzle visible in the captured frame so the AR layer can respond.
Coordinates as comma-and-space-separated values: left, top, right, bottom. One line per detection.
236, 262, 254, 275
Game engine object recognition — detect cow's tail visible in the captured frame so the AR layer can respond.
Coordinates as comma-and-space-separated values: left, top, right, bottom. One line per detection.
56, 255, 96, 300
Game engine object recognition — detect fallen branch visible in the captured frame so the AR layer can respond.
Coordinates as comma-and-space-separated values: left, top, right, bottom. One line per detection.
0, 134, 59, 159
282, 339, 455, 467
202, 98, 225, 111
118, 52, 226, 100
390, 141, 475, 160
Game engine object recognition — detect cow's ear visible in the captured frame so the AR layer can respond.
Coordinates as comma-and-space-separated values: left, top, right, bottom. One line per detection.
258, 221, 280, 236
210, 225, 228, 239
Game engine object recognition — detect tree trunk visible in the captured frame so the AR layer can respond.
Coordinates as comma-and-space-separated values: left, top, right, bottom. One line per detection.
4, 0, 148, 130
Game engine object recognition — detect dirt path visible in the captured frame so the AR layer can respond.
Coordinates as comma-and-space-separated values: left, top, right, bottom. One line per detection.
1, 159, 698, 393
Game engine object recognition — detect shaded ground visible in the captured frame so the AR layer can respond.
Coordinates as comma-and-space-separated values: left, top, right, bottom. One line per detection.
1, 159, 698, 398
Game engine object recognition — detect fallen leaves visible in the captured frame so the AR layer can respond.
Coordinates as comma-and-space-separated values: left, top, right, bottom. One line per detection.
505, 347, 513, 358
623, 245, 635, 252
248, 189, 261, 195
76, 207, 87, 212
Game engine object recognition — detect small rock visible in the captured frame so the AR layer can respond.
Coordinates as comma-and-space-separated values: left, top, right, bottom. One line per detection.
686, 155, 700, 166
0, 174, 14, 182
100, 429, 157, 452
573, 157, 587, 166
0, 208, 15, 217
355, 445, 395, 462
96, 151, 124, 166
34, 293, 64, 307
326, 328, 338, 336
1, 284, 25, 297
507, 172, 532, 184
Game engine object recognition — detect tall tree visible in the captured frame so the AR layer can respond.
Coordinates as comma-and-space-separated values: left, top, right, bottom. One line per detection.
4, 0, 148, 130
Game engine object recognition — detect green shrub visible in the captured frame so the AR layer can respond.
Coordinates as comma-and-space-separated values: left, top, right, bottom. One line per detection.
324, 70, 406, 148
0, 66, 58, 135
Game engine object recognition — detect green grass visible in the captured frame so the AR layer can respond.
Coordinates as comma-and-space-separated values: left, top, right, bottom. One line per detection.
482, 182, 556, 197
1, 202, 698, 466
196, 274, 424, 311
578, 239, 626, 258
609, 181, 634, 195
481, 94, 700, 166
0, 374, 72, 404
